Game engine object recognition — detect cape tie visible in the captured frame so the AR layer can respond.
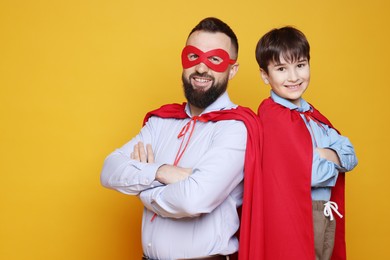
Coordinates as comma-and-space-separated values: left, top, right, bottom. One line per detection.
151, 115, 207, 221
299, 110, 326, 147
300, 110, 326, 131
174, 116, 208, 166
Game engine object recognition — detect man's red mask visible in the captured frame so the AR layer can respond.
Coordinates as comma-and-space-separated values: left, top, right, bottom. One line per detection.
181, 45, 236, 73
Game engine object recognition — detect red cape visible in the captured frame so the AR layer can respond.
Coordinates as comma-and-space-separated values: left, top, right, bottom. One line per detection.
257, 97, 346, 260
143, 103, 265, 260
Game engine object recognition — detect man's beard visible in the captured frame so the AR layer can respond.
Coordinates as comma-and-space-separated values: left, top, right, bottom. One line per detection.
182, 72, 228, 109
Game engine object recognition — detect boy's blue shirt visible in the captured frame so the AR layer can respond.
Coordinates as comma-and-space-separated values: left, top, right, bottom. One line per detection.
270, 91, 358, 201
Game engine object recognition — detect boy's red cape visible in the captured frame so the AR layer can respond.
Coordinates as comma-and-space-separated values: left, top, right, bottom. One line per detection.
143, 103, 265, 260
255, 97, 346, 260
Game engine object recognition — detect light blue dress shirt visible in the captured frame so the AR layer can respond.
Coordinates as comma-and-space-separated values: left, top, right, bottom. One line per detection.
271, 91, 358, 201
101, 92, 247, 259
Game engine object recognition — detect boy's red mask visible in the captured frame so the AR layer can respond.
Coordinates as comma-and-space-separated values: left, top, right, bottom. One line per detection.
181, 45, 236, 72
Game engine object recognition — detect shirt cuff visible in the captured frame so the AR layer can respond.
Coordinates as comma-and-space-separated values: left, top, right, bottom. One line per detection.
139, 186, 165, 213
332, 149, 348, 172
133, 161, 164, 186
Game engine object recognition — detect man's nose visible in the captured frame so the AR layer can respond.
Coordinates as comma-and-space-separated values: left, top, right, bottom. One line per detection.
195, 62, 209, 74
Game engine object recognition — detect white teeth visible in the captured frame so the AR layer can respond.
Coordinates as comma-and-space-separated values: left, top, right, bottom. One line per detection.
195, 78, 210, 83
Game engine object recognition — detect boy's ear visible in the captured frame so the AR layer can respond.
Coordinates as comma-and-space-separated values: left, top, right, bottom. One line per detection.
260, 69, 269, 84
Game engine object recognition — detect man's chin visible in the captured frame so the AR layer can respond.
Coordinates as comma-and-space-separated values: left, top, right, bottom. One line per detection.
192, 86, 211, 93
191, 81, 213, 92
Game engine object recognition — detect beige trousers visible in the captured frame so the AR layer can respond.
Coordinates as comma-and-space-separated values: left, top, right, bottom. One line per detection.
312, 200, 336, 260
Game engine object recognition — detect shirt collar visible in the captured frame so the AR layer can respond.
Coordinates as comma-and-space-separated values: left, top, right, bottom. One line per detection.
270, 90, 311, 112
185, 92, 237, 117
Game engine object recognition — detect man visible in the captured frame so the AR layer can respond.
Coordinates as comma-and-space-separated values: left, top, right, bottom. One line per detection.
101, 17, 262, 260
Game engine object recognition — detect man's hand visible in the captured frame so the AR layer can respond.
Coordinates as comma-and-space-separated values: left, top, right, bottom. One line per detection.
316, 148, 341, 167
131, 141, 154, 163
156, 165, 192, 184
131, 141, 192, 184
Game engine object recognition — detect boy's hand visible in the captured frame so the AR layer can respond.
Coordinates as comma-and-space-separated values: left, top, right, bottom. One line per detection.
131, 141, 154, 163
316, 148, 341, 167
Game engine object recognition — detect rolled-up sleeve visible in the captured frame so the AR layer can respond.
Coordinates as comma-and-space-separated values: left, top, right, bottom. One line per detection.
326, 128, 358, 172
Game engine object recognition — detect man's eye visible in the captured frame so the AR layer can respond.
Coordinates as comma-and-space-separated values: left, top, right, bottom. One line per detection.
208, 56, 223, 65
188, 54, 199, 61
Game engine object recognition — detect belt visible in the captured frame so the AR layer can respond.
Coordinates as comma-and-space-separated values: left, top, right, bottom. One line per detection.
142, 255, 230, 260
185, 255, 229, 260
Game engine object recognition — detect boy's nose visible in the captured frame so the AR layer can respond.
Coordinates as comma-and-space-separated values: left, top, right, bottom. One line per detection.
287, 69, 299, 82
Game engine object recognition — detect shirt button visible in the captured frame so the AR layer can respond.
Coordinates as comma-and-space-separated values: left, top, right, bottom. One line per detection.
144, 179, 149, 184
148, 243, 152, 247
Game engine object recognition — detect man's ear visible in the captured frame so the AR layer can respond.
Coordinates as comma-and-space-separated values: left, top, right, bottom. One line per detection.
260, 69, 269, 84
228, 63, 239, 80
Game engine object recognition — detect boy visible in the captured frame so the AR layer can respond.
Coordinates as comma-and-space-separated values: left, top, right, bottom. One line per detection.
253, 27, 357, 259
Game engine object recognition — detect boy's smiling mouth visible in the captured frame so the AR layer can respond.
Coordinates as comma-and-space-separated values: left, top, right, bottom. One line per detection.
285, 83, 301, 89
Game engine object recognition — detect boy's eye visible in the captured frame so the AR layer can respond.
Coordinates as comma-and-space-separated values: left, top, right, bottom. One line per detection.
277, 67, 286, 72
188, 54, 199, 61
297, 63, 306, 68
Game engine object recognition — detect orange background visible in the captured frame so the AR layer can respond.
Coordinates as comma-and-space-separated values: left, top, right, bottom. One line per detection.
1, 0, 388, 259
